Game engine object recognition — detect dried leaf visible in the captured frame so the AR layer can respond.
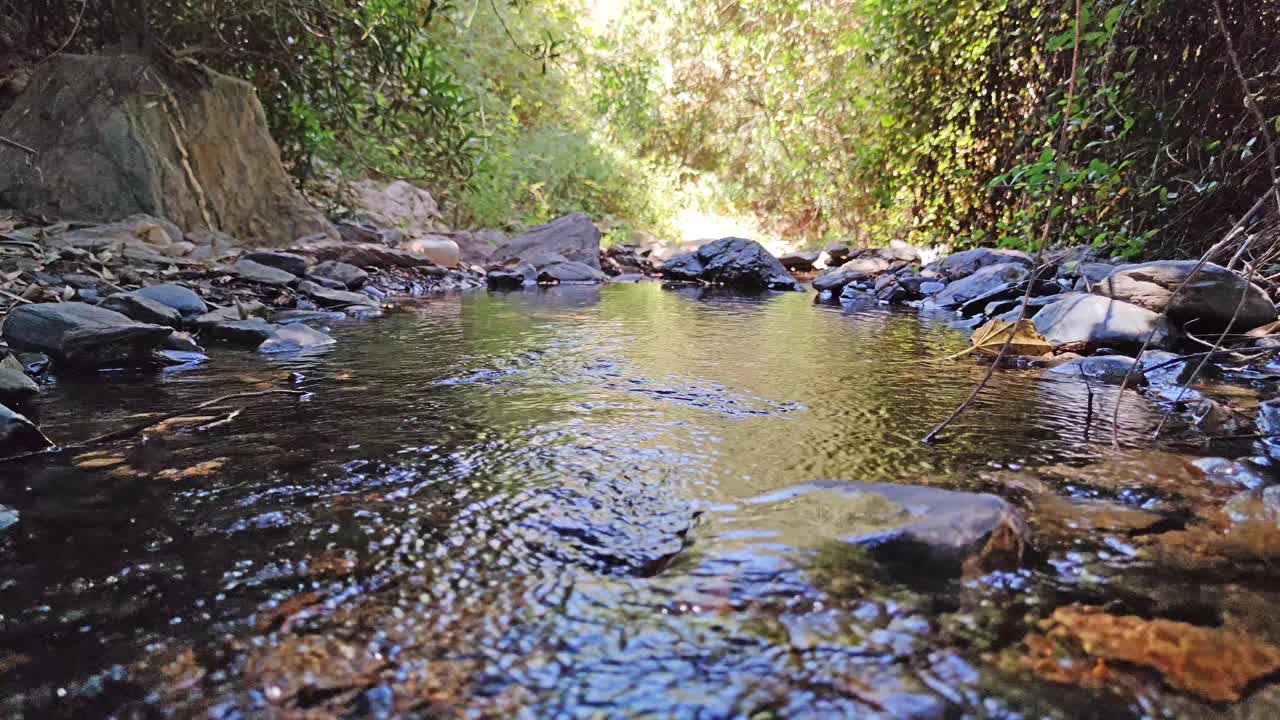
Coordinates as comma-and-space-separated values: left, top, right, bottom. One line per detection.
147, 415, 220, 435
76, 456, 126, 469
1246, 320, 1280, 338
1039, 604, 1280, 702
156, 458, 227, 480
969, 318, 1053, 358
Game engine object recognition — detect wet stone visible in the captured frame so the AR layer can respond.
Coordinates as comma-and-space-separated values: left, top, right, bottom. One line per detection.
272, 310, 347, 326
1, 302, 173, 367
309, 260, 369, 290
0, 363, 40, 407
0, 402, 50, 457
206, 319, 278, 347
257, 324, 336, 354
1046, 355, 1146, 386
297, 280, 379, 307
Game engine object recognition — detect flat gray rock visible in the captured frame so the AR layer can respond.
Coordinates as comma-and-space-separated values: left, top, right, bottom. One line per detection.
492, 213, 603, 270
257, 324, 336, 354
931, 263, 1030, 308
297, 280, 379, 307
100, 292, 183, 328
1, 302, 173, 366
937, 248, 1033, 279
309, 260, 368, 290
1096, 260, 1276, 331
133, 284, 208, 318
232, 257, 298, 286
0, 364, 39, 406
538, 259, 609, 284
245, 250, 309, 277
1032, 294, 1172, 350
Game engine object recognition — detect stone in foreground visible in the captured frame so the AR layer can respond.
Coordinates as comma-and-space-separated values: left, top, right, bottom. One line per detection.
232, 258, 298, 286
743, 480, 1026, 574
1095, 260, 1276, 331
100, 293, 183, 328
2, 303, 173, 366
309, 261, 369, 290
133, 284, 209, 319
1032, 294, 1172, 350
661, 237, 803, 291
930, 263, 1030, 308
297, 280, 379, 307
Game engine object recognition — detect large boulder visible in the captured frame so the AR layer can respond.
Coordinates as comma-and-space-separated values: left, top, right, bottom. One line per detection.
660, 237, 802, 291
1095, 260, 1277, 331
1, 302, 173, 366
937, 248, 1033, 280
0, 54, 334, 245
346, 178, 442, 234
930, 263, 1030, 308
1032, 294, 1172, 350
491, 214, 603, 270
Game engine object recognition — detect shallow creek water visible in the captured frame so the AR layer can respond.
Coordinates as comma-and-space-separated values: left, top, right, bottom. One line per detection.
2, 283, 1278, 718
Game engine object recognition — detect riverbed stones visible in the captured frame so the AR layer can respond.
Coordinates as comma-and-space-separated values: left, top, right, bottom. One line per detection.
745, 480, 1027, 574
812, 256, 892, 293
309, 261, 369, 290
779, 251, 820, 271
487, 262, 538, 289
206, 319, 278, 347
297, 280, 379, 307
492, 213, 603, 270
245, 251, 310, 277
931, 263, 1031, 309
134, 284, 209, 319
536, 257, 609, 284
1096, 260, 1276, 331
100, 292, 184, 328
661, 237, 803, 291
2, 302, 173, 366
936, 248, 1033, 280
232, 258, 298, 286
0, 403, 49, 457
257, 324, 336, 354
1032, 294, 1172, 350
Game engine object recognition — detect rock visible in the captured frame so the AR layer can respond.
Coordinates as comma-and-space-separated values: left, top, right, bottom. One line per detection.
336, 221, 402, 246
919, 281, 947, 295
660, 237, 803, 291
299, 240, 440, 269
403, 236, 461, 268
1191, 457, 1270, 490
1138, 350, 1196, 388
744, 480, 1027, 574
347, 178, 442, 234
1, 302, 172, 366
0, 364, 39, 407
157, 350, 209, 368
1046, 355, 1146, 386
492, 213, 603, 270
133, 284, 209, 318
257, 324, 336, 354
0, 54, 334, 244
297, 280, 379, 307
0, 504, 17, 532
931, 264, 1030, 308
825, 242, 852, 267
536, 258, 609, 285
192, 301, 267, 327
245, 251, 309, 277
309, 261, 369, 290
163, 332, 204, 353
877, 240, 921, 263
779, 251, 820, 271
0, 403, 50, 457
1032, 294, 1172, 350
304, 274, 348, 291
450, 229, 505, 266
1096, 260, 1277, 331
205, 319, 278, 347
487, 263, 538, 289
272, 310, 347, 326
937, 248, 1033, 280
52, 214, 181, 252
812, 256, 892, 292
231, 258, 298, 286
100, 293, 183, 328
15, 353, 51, 376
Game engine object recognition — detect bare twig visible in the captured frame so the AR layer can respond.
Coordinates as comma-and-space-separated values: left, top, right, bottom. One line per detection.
923, 0, 1083, 445
0, 390, 306, 464
0, 136, 36, 155
1214, 0, 1280, 208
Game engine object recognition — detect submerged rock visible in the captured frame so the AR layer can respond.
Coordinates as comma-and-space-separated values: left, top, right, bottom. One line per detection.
2, 302, 172, 366
661, 237, 803, 291
1032, 294, 1172, 350
1096, 260, 1276, 331
1046, 355, 1146, 386
257, 324, 336, 354
745, 480, 1027, 575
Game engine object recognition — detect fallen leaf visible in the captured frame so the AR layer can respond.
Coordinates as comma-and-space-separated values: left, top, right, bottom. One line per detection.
968, 318, 1053, 359
156, 458, 228, 480
76, 456, 126, 469
1039, 604, 1280, 702
1246, 320, 1280, 338
147, 415, 220, 435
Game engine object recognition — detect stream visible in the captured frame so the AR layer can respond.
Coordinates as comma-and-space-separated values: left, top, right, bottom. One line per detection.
2, 283, 1278, 718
